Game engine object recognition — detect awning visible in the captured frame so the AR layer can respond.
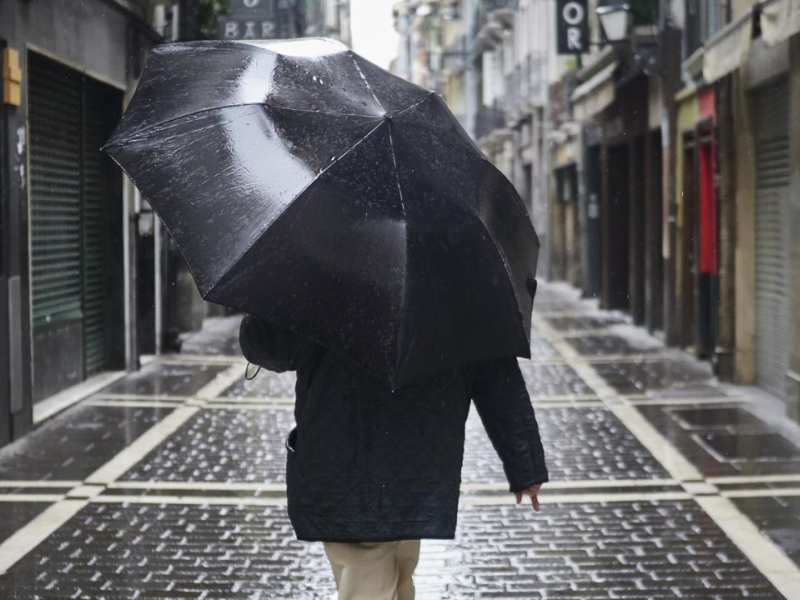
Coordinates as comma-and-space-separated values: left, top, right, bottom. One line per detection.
760, 0, 800, 45
571, 62, 618, 122
702, 9, 753, 83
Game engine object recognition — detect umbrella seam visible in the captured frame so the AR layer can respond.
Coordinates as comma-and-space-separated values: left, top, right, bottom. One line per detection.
387, 126, 409, 383
206, 119, 387, 298
391, 92, 437, 119
350, 54, 385, 113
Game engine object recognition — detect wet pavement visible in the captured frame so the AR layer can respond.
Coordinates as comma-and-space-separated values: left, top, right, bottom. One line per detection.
1, 281, 799, 599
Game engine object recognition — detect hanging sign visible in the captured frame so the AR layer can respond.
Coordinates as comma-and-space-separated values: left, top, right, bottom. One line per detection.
218, 0, 298, 40
556, 0, 589, 54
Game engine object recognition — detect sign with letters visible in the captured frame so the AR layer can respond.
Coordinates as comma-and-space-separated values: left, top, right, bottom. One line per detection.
218, 0, 299, 40
556, 0, 589, 55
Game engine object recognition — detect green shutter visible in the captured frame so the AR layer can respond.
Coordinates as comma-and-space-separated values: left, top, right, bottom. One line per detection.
29, 54, 83, 328
82, 80, 115, 376
29, 53, 122, 378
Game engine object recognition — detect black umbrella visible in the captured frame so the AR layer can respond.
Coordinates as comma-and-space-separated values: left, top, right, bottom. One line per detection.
104, 38, 539, 389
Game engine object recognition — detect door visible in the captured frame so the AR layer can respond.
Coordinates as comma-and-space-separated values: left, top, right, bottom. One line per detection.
645, 130, 664, 332
603, 143, 630, 310
28, 53, 84, 401
630, 135, 646, 324
585, 145, 602, 297
753, 79, 791, 400
28, 52, 124, 401
679, 133, 697, 349
696, 126, 718, 359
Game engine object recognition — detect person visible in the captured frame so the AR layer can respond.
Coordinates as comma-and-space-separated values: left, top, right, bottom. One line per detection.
239, 315, 548, 600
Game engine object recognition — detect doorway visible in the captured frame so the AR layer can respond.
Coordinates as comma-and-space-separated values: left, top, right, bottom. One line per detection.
603, 143, 630, 310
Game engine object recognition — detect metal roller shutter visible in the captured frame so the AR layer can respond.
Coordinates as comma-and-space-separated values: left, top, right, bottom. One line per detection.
82, 80, 114, 377
29, 52, 122, 384
754, 79, 790, 399
28, 54, 83, 328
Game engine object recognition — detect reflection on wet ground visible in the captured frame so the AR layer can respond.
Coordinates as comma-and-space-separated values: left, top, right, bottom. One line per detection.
0, 282, 798, 599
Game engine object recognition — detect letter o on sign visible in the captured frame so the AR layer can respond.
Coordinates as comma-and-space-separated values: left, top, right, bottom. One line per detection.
562, 1, 585, 25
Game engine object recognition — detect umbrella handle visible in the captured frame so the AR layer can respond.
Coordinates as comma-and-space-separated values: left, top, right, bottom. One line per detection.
245, 362, 262, 381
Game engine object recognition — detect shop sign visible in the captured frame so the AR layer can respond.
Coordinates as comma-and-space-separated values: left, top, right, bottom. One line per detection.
219, 0, 293, 40
556, 0, 589, 54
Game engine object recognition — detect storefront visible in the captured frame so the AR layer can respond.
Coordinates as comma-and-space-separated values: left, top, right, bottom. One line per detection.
674, 85, 720, 359
27, 51, 127, 401
751, 76, 791, 399
551, 133, 581, 286
0, 0, 159, 446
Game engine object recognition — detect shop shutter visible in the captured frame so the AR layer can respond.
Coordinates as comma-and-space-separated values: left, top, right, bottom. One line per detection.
82, 80, 114, 376
28, 54, 83, 328
754, 79, 790, 399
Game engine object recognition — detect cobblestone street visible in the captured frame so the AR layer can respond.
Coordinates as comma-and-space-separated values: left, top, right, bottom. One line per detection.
1, 282, 800, 599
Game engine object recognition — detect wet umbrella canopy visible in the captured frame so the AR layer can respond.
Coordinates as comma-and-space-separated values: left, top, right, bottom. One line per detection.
104, 38, 539, 389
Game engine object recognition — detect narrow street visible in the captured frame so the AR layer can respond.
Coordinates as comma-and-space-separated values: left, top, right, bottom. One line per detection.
0, 281, 799, 599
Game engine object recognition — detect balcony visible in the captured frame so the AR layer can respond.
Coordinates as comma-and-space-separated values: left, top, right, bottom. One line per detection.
474, 103, 507, 141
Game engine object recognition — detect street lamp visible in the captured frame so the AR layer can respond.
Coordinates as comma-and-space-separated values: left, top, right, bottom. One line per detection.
596, 3, 632, 43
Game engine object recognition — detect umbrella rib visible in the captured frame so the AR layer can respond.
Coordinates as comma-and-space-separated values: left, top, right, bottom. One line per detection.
392, 92, 437, 119
206, 119, 387, 297
387, 126, 410, 378
350, 54, 385, 113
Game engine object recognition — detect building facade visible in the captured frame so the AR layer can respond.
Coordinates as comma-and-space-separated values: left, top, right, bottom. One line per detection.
393, 0, 800, 424
0, 0, 161, 447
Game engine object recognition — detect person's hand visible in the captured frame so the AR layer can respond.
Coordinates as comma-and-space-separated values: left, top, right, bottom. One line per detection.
515, 483, 543, 512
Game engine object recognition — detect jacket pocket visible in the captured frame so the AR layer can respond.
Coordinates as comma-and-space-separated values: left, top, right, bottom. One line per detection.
285, 427, 298, 454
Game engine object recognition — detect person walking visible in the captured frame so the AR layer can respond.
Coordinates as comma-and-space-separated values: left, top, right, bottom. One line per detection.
103, 36, 546, 600
240, 315, 548, 600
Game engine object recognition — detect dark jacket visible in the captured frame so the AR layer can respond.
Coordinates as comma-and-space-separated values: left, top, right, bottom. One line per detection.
239, 315, 548, 542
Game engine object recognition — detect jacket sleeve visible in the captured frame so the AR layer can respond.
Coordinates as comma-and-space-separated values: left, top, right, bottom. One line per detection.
239, 314, 314, 373
471, 357, 549, 493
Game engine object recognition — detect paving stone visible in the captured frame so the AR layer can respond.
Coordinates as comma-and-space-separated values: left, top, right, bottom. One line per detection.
99, 363, 230, 397
696, 432, 800, 462
546, 315, 629, 333
179, 316, 244, 356
221, 371, 297, 399
0, 502, 52, 544
462, 406, 669, 483
566, 335, 662, 357
0, 500, 782, 599
667, 407, 768, 431
638, 402, 800, 477
517, 362, 595, 399
592, 360, 720, 397
0, 406, 174, 481
122, 409, 295, 483
529, 337, 560, 358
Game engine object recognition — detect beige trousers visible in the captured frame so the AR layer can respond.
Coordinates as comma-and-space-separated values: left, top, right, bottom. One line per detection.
322, 540, 421, 600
